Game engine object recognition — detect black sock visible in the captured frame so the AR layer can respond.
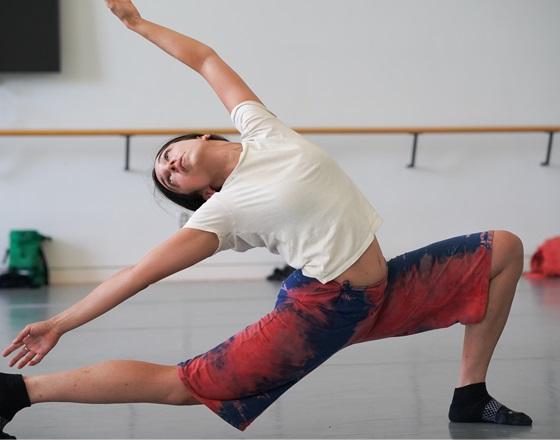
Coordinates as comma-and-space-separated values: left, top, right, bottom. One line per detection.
0, 373, 31, 435
448, 382, 532, 426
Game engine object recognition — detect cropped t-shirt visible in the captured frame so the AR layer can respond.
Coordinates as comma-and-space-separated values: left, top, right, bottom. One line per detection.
184, 101, 383, 283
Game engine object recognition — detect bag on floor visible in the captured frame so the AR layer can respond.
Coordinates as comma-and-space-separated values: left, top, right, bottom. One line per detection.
525, 236, 560, 279
0, 230, 51, 288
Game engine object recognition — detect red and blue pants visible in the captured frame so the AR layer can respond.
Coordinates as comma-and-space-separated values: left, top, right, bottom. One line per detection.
177, 231, 494, 430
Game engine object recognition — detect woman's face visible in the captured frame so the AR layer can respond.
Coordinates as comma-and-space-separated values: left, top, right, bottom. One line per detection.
153, 136, 214, 199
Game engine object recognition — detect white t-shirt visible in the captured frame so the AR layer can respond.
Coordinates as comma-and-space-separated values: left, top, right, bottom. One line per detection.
185, 101, 383, 283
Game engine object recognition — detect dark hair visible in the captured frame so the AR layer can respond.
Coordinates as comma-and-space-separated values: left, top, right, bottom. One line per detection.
152, 133, 229, 211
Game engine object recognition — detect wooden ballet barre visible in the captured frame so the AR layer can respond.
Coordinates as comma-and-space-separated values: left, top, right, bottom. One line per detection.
1, 125, 559, 135
0, 125, 557, 169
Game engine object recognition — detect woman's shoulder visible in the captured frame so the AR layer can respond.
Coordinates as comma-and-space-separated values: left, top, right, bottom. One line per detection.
232, 101, 303, 144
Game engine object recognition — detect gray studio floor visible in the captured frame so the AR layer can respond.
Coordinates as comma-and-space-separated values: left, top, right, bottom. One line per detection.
1, 275, 559, 439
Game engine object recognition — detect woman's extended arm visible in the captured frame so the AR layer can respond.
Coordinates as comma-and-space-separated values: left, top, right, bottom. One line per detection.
2, 228, 218, 369
106, 0, 261, 113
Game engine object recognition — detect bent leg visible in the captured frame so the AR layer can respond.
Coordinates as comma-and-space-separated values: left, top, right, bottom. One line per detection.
458, 230, 523, 387
24, 360, 199, 405
450, 230, 531, 425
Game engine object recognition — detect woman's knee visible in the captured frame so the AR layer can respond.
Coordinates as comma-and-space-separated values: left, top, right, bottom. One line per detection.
163, 366, 200, 406
167, 390, 200, 406
491, 230, 524, 278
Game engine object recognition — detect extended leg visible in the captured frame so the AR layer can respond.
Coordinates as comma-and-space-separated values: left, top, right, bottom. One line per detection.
24, 360, 198, 405
449, 230, 531, 425
1, 360, 198, 437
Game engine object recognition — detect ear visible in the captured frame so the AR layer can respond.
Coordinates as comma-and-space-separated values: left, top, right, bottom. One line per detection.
200, 187, 217, 201
200, 134, 211, 141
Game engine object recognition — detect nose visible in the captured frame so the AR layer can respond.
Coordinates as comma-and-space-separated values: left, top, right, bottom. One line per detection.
168, 156, 179, 172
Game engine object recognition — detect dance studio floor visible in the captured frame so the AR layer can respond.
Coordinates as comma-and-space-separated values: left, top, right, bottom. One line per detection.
1, 276, 559, 439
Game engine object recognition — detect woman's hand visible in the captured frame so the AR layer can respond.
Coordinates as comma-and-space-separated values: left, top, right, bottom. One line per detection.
106, 0, 142, 29
2, 320, 63, 369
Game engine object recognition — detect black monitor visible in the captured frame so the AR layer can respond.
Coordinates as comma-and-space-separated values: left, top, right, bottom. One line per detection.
0, 0, 61, 72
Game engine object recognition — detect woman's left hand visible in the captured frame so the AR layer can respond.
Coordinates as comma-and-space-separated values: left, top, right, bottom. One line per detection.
2, 320, 63, 369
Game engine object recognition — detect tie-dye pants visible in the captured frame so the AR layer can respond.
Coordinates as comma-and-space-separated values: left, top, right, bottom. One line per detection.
177, 231, 494, 430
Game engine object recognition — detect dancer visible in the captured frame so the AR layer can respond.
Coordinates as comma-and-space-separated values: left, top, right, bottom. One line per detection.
1, 0, 531, 436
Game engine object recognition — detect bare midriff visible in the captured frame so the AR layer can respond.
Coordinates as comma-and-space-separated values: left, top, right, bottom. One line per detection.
333, 237, 388, 288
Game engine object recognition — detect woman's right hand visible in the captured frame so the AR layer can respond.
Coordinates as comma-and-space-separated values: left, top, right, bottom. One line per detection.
2, 320, 63, 369
106, 0, 142, 29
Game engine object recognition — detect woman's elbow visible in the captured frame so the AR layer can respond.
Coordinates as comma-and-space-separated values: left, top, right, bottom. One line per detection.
191, 46, 217, 73
125, 265, 153, 292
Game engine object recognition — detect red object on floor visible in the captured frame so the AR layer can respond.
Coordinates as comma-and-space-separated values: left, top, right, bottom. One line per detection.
525, 236, 560, 279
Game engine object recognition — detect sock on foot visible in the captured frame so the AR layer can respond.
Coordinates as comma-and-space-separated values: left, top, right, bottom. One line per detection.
448, 382, 532, 426
0, 373, 31, 436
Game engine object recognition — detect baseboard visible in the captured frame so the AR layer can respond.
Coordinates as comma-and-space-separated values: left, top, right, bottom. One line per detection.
50, 262, 282, 285
47, 254, 533, 285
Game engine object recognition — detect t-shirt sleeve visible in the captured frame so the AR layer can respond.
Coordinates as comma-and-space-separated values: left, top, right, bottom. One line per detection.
183, 197, 235, 253
231, 100, 300, 142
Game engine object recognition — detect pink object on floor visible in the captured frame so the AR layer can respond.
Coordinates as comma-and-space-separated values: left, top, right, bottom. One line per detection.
525, 236, 560, 279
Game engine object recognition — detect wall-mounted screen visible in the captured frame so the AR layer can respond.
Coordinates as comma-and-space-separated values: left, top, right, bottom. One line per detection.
0, 0, 60, 72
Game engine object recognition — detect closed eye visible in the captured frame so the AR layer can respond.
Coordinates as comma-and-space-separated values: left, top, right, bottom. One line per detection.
159, 147, 174, 188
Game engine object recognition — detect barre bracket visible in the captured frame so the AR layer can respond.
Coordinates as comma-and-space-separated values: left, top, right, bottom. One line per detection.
124, 135, 131, 171
541, 132, 554, 166
407, 133, 419, 168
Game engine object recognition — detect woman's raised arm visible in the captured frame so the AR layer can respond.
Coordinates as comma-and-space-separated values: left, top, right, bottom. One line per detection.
106, 0, 261, 113
2, 228, 218, 369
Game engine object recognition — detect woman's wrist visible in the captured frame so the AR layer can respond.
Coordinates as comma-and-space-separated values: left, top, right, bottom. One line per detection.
128, 16, 147, 33
49, 315, 69, 336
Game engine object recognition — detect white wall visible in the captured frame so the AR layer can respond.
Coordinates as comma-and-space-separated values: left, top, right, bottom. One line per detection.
1, 0, 559, 284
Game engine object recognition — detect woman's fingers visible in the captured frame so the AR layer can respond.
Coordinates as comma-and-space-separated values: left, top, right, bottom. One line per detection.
7, 346, 30, 368
14, 325, 32, 344
29, 352, 45, 367
15, 350, 36, 370
6, 338, 43, 369
2, 326, 31, 357
2, 342, 20, 358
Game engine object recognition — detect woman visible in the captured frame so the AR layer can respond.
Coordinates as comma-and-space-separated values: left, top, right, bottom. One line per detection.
1, 0, 531, 435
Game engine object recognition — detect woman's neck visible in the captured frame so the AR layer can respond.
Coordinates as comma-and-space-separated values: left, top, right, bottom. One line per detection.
209, 141, 243, 189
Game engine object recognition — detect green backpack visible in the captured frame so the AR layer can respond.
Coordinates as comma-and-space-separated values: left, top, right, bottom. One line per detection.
0, 230, 51, 288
